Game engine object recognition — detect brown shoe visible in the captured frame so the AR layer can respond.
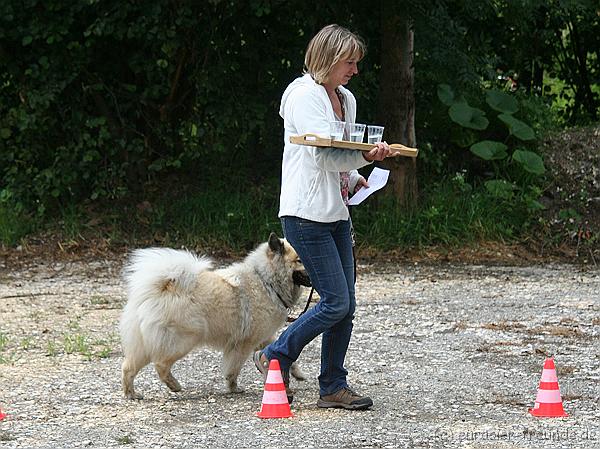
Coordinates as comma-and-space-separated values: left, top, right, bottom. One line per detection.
253, 350, 294, 404
317, 386, 373, 410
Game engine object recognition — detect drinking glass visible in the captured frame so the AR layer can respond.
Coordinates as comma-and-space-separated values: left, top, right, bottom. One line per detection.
330, 121, 346, 141
367, 125, 384, 144
347, 123, 366, 143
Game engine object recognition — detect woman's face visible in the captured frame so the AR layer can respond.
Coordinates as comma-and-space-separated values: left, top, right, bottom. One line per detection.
326, 56, 359, 87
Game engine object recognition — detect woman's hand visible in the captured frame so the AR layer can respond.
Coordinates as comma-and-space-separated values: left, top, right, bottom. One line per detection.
354, 176, 368, 193
363, 141, 390, 161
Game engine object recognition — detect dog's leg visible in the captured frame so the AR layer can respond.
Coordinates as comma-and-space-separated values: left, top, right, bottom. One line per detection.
258, 338, 306, 381
222, 346, 251, 393
122, 355, 149, 400
155, 357, 183, 393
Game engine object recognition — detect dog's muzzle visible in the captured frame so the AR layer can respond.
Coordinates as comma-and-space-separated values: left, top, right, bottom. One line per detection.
293, 270, 312, 287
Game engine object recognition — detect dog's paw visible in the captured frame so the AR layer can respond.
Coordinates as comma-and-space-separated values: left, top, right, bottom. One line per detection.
125, 392, 144, 400
227, 384, 244, 394
290, 363, 306, 381
166, 382, 182, 392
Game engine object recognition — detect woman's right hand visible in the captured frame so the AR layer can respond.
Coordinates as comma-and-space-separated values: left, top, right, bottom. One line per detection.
363, 141, 390, 161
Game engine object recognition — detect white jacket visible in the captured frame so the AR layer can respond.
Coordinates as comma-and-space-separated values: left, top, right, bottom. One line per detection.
278, 74, 371, 222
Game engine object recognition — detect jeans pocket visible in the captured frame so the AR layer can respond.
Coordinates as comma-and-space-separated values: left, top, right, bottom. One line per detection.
296, 217, 317, 225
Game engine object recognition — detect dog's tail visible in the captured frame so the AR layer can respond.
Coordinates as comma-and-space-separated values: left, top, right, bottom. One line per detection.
123, 248, 213, 304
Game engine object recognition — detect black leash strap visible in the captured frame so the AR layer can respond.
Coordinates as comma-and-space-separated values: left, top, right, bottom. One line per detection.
287, 287, 315, 323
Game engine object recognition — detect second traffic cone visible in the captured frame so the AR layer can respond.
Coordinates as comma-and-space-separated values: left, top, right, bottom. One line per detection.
257, 359, 293, 419
529, 357, 568, 418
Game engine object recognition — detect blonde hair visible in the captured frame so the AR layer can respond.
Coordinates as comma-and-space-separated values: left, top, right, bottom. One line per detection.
304, 24, 366, 84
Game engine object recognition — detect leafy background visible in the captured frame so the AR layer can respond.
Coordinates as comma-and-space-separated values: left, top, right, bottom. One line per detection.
1, 0, 598, 258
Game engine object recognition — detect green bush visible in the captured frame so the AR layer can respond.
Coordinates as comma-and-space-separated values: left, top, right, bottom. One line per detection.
0, 203, 33, 246
352, 174, 540, 249
435, 84, 547, 213
0, 1, 327, 214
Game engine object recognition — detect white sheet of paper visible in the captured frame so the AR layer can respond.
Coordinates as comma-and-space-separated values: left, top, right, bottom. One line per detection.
347, 167, 390, 206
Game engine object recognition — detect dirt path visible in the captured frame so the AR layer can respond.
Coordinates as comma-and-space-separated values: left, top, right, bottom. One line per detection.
0, 257, 598, 448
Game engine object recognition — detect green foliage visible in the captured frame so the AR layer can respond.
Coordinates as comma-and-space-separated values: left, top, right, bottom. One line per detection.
484, 179, 515, 200
498, 114, 535, 141
0, 333, 18, 364
449, 103, 489, 130
437, 84, 455, 106
486, 90, 518, 114
132, 177, 283, 252
63, 334, 91, 358
0, 1, 332, 213
352, 175, 540, 248
0, 333, 8, 352
0, 0, 597, 251
470, 141, 508, 160
46, 340, 58, 357
434, 82, 549, 228
116, 435, 135, 445
0, 198, 33, 245
437, 83, 546, 180
512, 149, 545, 175
495, 0, 600, 124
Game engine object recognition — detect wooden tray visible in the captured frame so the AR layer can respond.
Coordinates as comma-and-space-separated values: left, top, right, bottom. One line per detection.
290, 133, 418, 158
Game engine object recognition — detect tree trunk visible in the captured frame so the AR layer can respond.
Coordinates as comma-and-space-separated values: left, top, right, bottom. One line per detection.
378, 2, 418, 207
568, 19, 598, 121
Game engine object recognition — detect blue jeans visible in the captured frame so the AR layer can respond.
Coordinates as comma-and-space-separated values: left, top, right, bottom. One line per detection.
263, 216, 356, 396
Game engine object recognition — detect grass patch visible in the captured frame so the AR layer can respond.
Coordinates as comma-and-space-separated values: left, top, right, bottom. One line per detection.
352, 177, 537, 249
2, 173, 547, 255
20, 336, 34, 350
90, 295, 112, 306
92, 337, 115, 358
41, 330, 117, 360
0, 333, 19, 364
147, 182, 282, 251
46, 339, 59, 357
0, 333, 8, 352
0, 333, 16, 364
0, 203, 33, 246
0, 353, 18, 364
116, 434, 134, 445
29, 310, 43, 322
63, 333, 91, 357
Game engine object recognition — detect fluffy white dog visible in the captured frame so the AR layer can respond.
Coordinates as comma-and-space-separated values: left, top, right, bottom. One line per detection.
120, 233, 310, 399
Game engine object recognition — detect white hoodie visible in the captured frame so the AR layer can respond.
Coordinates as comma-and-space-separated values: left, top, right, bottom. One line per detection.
278, 74, 371, 222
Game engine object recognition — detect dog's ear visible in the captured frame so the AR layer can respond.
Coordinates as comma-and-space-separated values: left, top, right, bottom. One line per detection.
268, 232, 284, 255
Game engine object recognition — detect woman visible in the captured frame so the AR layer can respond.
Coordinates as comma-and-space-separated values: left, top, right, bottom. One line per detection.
254, 24, 389, 410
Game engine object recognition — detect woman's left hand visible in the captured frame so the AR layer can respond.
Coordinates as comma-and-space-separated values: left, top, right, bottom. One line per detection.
354, 176, 368, 193
363, 141, 390, 161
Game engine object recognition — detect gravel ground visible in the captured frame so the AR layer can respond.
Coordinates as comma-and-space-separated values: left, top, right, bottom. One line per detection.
0, 256, 598, 449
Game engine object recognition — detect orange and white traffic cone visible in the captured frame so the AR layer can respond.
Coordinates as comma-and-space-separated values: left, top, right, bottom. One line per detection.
257, 359, 293, 419
529, 357, 568, 418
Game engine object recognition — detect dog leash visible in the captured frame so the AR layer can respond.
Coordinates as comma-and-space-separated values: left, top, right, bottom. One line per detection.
286, 287, 315, 323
